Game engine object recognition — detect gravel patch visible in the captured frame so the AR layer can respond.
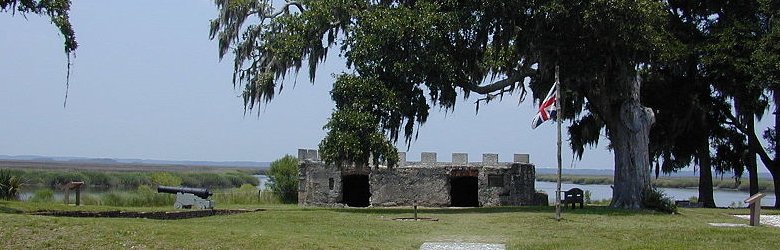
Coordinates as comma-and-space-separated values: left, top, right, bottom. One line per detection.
708, 223, 749, 227
420, 242, 505, 250
733, 215, 780, 227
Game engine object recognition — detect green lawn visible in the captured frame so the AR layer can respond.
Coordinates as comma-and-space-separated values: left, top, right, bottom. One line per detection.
1, 201, 779, 249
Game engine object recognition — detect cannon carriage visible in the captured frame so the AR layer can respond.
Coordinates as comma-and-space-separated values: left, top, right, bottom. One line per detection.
157, 185, 214, 209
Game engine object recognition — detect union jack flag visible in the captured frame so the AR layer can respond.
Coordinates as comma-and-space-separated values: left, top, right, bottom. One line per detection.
531, 82, 557, 129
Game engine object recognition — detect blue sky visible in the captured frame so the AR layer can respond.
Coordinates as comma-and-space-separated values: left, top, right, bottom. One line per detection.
0, 1, 654, 170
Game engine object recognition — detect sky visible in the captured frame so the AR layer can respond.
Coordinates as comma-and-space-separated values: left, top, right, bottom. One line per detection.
0, 1, 653, 170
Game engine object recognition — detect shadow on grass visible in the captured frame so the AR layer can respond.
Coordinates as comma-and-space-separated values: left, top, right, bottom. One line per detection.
0, 201, 24, 214
330, 205, 653, 216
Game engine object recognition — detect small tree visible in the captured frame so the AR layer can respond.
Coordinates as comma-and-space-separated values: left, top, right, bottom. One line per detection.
266, 155, 299, 204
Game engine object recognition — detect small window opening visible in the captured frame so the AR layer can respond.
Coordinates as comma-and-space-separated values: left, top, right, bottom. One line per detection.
488, 175, 504, 187
328, 178, 335, 190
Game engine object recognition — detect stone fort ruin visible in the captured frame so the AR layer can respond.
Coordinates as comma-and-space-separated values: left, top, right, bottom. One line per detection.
297, 149, 548, 207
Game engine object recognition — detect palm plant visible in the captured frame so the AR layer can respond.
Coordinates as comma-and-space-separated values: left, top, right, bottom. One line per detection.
0, 170, 24, 200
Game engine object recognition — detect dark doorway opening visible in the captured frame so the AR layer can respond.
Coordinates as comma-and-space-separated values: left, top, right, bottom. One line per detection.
450, 176, 479, 207
342, 175, 370, 207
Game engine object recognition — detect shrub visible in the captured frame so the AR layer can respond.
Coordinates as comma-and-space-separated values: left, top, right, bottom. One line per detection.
583, 190, 592, 204
267, 155, 299, 204
642, 187, 677, 214
29, 188, 55, 202
0, 170, 24, 200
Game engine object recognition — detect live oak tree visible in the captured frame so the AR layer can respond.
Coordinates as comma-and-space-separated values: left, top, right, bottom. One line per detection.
703, 0, 780, 207
1, 0, 77, 105
211, 0, 666, 209
708, 0, 780, 207
642, 1, 722, 208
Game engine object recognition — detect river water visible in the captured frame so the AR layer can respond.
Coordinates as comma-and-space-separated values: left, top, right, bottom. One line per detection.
535, 181, 776, 208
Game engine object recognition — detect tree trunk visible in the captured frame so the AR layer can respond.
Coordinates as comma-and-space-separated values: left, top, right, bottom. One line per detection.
697, 145, 716, 208
746, 116, 760, 196
607, 77, 655, 209
771, 168, 780, 208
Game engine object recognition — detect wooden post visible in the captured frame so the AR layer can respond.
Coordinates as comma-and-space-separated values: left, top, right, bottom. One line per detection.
75, 188, 81, 206
744, 193, 766, 226
64, 181, 85, 206
63, 188, 70, 205
413, 200, 418, 221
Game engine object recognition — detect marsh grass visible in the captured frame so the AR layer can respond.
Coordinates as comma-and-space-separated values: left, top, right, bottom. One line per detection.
28, 185, 279, 207
1, 202, 779, 249
28, 189, 54, 203
6, 169, 259, 190
213, 184, 280, 205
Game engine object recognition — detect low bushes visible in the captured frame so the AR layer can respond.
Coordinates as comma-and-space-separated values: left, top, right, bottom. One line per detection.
642, 187, 678, 214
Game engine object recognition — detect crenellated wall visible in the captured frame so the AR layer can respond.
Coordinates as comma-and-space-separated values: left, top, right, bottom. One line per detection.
297, 149, 547, 207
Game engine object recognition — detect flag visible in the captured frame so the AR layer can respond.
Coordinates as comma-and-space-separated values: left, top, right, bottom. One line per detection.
531, 82, 557, 129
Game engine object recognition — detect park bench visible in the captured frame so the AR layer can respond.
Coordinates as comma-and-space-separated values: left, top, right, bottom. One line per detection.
563, 188, 584, 209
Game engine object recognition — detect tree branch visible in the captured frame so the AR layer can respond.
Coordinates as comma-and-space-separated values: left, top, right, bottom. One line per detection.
723, 109, 775, 167
267, 1, 304, 18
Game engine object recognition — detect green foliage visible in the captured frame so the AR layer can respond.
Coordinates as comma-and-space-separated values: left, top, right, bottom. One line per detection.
266, 155, 299, 204
149, 172, 183, 186
29, 188, 54, 203
642, 187, 678, 214
0, 0, 77, 54
212, 0, 669, 209
319, 74, 402, 167
583, 190, 592, 204
2, 0, 77, 104
0, 169, 23, 200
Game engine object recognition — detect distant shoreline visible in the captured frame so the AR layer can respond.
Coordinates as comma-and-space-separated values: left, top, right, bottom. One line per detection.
0, 159, 266, 173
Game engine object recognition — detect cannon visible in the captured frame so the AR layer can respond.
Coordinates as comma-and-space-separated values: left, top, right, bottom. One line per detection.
157, 185, 214, 209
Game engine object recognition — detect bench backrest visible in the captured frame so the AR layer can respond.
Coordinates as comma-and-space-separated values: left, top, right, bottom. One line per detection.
564, 188, 583, 199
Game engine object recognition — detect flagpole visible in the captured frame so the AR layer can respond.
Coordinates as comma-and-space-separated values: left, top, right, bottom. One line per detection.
555, 66, 562, 221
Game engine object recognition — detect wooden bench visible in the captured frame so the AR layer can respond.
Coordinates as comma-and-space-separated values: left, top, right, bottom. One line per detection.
563, 188, 584, 209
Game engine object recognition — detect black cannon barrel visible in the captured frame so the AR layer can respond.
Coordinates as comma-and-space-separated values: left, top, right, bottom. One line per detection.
157, 185, 212, 199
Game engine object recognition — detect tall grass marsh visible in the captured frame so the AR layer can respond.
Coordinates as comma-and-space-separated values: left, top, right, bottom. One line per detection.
7, 169, 259, 190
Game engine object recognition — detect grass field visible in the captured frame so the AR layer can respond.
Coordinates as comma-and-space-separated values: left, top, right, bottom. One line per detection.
2, 201, 779, 249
